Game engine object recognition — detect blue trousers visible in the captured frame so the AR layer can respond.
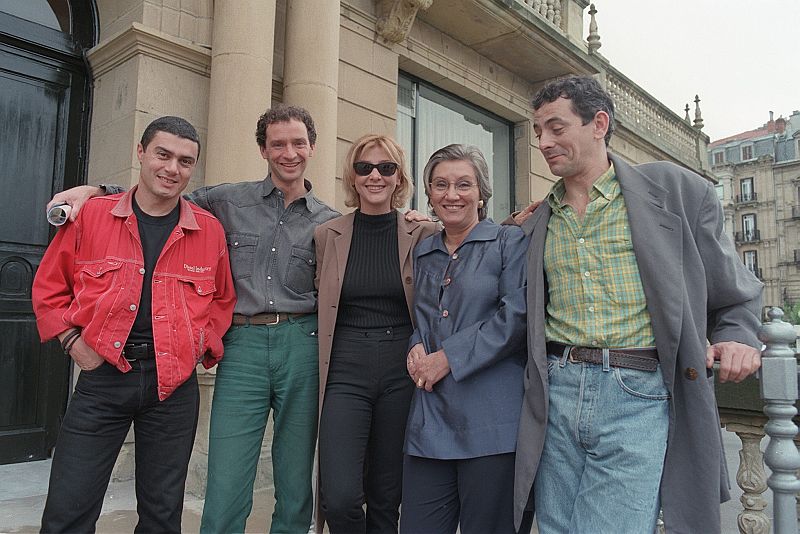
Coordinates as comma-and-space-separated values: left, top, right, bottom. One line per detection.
534, 349, 669, 534
41, 360, 199, 534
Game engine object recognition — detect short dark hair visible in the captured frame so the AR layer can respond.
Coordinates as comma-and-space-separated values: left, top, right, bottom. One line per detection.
140, 116, 201, 155
255, 105, 317, 149
532, 75, 615, 146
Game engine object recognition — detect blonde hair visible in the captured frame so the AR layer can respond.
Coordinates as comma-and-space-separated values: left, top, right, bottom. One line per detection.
342, 134, 413, 209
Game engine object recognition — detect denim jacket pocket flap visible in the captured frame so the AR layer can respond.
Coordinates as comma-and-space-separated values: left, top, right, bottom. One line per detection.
179, 277, 216, 296
290, 246, 315, 266
79, 259, 124, 278
226, 232, 258, 248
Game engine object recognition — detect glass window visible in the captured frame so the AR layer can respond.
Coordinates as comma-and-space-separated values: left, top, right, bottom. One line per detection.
741, 144, 753, 161
713, 151, 724, 165
739, 177, 754, 202
397, 74, 513, 220
715, 184, 724, 200
743, 250, 758, 273
0, 0, 70, 33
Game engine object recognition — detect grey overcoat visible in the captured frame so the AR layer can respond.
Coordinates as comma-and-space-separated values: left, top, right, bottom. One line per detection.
513, 153, 764, 533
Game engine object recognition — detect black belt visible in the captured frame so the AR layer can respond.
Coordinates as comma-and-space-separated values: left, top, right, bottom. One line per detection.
546, 342, 659, 372
232, 312, 310, 326
123, 343, 156, 360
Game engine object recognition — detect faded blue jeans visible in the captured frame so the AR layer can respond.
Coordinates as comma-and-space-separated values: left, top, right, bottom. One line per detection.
534, 348, 670, 534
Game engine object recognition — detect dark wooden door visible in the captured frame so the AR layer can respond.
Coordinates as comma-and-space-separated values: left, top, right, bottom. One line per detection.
0, 8, 93, 464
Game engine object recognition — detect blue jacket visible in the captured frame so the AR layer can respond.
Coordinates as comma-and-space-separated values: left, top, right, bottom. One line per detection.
405, 219, 529, 459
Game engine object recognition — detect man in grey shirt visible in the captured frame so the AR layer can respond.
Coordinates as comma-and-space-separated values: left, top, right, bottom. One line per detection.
50, 106, 339, 533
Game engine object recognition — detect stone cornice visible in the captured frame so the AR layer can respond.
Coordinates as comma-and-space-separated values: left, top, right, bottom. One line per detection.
376, 0, 434, 44
87, 22, 211, 78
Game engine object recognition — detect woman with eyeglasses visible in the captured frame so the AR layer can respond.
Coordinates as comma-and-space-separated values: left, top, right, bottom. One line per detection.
401, 144, 531, 534
313, 134, 438, 534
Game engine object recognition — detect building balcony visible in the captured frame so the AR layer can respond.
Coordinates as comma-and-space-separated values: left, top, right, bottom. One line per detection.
735, 230, 761, 243
735, 192, 758, 204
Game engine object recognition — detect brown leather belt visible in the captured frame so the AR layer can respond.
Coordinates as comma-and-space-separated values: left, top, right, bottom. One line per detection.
232, 312, 310, 326
546, 342, 659, 372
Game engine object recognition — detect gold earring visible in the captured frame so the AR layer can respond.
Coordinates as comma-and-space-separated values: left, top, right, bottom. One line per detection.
477, 200, 484, 209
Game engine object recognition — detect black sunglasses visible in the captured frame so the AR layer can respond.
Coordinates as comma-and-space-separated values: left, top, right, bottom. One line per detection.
353, 161, 398, 177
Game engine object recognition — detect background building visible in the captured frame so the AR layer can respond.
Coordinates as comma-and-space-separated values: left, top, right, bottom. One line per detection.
709, 111, 800, 310
0, 0, 709, 498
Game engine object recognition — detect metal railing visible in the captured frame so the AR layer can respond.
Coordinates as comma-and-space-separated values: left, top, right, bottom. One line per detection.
735, 230, 761, 243
735, 192, 759, 204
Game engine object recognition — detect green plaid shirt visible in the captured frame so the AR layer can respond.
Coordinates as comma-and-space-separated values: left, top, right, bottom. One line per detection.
544, 164, 655, 348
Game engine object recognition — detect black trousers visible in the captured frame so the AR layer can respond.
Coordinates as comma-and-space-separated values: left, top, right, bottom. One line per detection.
40, 359, 199, 534
400, 453, 533, 534
318, 325, 414, 534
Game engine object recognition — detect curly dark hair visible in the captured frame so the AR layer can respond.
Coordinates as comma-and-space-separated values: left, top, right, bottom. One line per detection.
255, 105, 317, 149
532, 75, 615, 146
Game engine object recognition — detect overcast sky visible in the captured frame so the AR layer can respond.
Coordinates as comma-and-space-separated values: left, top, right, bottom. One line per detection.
584, 0, 800, 141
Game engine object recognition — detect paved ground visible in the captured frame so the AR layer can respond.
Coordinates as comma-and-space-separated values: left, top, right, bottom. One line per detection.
0, 431, 777, 533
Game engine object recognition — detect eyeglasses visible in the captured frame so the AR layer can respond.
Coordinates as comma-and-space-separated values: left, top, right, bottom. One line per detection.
353, 161, 398, 177
429, 179, 478, 194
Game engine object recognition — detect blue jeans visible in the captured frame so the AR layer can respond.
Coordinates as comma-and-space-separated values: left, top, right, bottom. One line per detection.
534, 348, 669, 534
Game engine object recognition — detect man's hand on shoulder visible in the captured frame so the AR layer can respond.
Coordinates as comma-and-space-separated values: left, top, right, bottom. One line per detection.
512, 200, 542, 226
404, 209, 433, 223
706, 341, 761, 383
47, 185, 104, 222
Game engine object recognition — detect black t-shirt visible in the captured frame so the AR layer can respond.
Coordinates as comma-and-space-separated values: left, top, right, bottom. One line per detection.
126, 198, 181, 345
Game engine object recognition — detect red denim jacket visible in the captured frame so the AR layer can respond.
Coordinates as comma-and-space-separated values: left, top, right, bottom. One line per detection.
33, 189, 236, 400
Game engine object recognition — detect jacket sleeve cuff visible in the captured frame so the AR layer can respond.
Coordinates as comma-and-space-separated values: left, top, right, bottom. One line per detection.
201, 330, 224, 368
36, 308, 72, 341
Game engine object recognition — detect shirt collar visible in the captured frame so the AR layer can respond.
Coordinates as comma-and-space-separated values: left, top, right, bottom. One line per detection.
416, 219, 499, 257
262, 174, 323, 213
546, 162, 618, 210
111, 185, 201, 230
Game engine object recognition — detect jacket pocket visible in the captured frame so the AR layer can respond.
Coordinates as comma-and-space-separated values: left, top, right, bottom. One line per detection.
226, 232, 258, 280
75, 259, 125, 313
285, 246, 316, 295
177, 276, 217, 359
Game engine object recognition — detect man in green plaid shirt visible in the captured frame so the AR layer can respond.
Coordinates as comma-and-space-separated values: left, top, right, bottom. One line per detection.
513, 76, 763, 534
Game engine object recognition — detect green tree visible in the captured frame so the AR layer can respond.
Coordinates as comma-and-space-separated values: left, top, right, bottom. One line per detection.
782, 300, 800, 326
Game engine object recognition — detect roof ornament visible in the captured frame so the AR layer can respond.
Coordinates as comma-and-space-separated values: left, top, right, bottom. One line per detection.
693, 95, 704, 131
587, 4, 601, 54
684, 103, 691, 124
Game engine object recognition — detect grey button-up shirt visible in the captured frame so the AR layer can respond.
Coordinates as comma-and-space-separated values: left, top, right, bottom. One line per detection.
186, 176, 340, 316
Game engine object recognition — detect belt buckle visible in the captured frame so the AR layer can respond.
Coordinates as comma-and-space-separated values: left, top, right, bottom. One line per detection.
267, 313, 280, 326
567, 346, 578, 363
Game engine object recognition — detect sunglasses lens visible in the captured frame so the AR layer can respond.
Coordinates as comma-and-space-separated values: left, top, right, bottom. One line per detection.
354, 162, 372, 176
377, 162, 398, 176
354, 161, 398, 176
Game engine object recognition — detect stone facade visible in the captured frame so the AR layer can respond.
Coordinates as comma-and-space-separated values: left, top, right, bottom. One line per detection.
75, 0, 711, 495
709, 111, 800, 310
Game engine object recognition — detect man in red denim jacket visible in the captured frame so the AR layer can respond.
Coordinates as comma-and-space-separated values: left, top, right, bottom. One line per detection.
32, 116, 236, 534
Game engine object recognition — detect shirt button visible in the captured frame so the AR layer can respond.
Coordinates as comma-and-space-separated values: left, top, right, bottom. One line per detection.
139, 268, 145, 275
129, 304, 137, 311
442, 310, 449, 318
113, 341, 122, 348
443, 277, 451, 286
234, 241, 239, 246
451, 253, 458, 260
579, 238, 585, 244
405, 276, 412, 284
271, 247, 276, 252
592, 340, 599, 346
588, 306, 595, 312
584, 271, 590, 277
279, 221, 284, 225
267, 275, 272, 280
269, 300, 274, 305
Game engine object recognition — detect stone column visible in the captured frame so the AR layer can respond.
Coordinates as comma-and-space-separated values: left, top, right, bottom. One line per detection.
205, 1, 276, 185
282, 0, 340, 205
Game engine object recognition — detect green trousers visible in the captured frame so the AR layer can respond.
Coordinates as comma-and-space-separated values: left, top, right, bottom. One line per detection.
200, 315, 319, 534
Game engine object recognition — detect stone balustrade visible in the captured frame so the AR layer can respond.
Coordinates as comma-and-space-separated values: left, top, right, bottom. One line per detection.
516, 0, 565, 31
605, 69, 705, 170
